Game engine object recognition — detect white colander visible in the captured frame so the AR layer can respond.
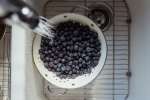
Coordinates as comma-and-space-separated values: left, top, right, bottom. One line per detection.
32, 13, 107, 89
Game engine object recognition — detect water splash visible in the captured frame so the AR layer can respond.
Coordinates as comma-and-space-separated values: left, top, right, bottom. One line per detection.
33, 16, 55, 40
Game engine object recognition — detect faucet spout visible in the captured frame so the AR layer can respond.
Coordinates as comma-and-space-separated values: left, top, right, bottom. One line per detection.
0, 0, 55, 38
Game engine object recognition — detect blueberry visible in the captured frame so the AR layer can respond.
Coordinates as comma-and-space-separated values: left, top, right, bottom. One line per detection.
78, 47, 82, 52
63, 42, 68, 47
97, 52, 101, 56
39, 49, 43, 54
56, 67, 61, 72
75, 60, 79, 64
69, 53, 73, 57
62, 75, 67, 79
59, 75, 64, 79
73, 53, 78, 57
71, 64, 75, 68
67, 56, 72, 61
93, 32, 98, 38
87, 68, 91, 73
66, 66, 71, 71
40, 55, 44, 60
57, 63, 62, 67
66, 46, 70, 50
86, 47, 92, 52
48, 50, 52, 54
56, 72, 61, 76
74, 45, 79, 50
93, 60, 98, 66
61, 66, 65, 71
73, 30, 78, 35
85, 56, 90, 61
68, 41, 73, 46
45, 57, 49, 61
75, 66, 79, 70
72, 74, 77, 79
68, 61, 73, 65
81, 53, 86, 57
82, 63, 87, 68
44, 51, 49, 54
79, 71, 83, 75
53, 60, 58, 64
53, 64, 58, 68
60, 36, 65, 41
51, 69, 55, 72
59, 53, 63, 58
61, 59, 65, 62
82, 60, 86, 64
78, 58, 83, 63
44, 62, 48, 67
69, 71, 73, 75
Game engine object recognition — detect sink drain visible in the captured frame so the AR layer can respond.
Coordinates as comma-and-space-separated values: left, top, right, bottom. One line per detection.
87, 3, 113, 32
70, 3, 113, 32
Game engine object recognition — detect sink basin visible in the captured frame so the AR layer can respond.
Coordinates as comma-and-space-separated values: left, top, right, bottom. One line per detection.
11, 0, 130, 100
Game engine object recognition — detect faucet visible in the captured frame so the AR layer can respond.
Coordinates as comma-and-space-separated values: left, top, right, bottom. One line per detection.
0, 0, 54, 38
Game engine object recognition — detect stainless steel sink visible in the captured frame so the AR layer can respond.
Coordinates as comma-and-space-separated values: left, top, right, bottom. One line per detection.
11, 0, 131, 100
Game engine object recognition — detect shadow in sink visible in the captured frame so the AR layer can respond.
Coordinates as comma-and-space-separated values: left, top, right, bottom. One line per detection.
0, 27, 11, 100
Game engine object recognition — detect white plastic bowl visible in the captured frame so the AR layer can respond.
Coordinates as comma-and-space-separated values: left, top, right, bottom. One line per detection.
32, 13, 107, 89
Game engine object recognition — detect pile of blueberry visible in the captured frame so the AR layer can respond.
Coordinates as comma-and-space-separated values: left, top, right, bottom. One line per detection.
39, 21, 101, 79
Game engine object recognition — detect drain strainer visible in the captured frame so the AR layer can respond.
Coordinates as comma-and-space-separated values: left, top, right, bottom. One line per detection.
87, 3, 113, 32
